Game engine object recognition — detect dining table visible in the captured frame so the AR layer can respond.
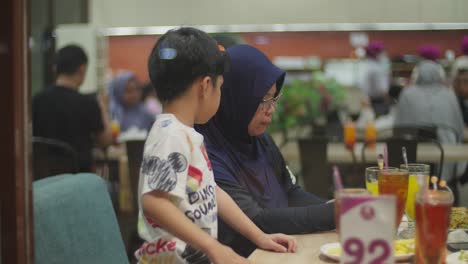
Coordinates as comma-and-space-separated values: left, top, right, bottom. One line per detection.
248, 231, 419, 264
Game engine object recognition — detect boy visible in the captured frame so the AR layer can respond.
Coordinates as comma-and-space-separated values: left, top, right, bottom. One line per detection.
136, 27, 296, 264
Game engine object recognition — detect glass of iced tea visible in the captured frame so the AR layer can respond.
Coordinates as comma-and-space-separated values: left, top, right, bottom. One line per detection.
334, 188, 371, 236
365, 167, 380, 196
378, 167, 409, 228
415, 189, 453, 264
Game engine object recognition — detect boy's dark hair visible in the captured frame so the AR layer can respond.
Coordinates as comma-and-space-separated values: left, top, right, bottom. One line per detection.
148, 27, 229, 103
55, 45, 88, 75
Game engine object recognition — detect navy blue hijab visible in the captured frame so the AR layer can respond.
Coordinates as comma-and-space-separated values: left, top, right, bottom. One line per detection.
197, 45, 287, 208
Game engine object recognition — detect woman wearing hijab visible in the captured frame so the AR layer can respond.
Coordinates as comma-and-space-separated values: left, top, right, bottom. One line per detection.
196, 45, 334, 256
395, 60, 466, 204
108, 71, 155, 133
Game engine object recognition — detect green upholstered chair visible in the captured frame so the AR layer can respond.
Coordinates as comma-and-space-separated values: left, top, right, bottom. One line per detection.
34, 173, 129, 264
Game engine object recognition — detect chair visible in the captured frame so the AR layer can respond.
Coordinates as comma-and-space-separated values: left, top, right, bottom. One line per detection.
361, 125, 444, 176
298, 137, 332, 199
125, 140, 145, 211
124, 140, 146, 259
32, 136, 79, 180
34, 173, 129, 264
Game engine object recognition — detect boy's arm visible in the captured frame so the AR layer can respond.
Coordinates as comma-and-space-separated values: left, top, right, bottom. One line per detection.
215, 186, 297, 253
142, 190, 249, 264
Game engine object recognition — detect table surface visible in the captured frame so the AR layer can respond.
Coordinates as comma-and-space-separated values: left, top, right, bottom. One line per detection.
248, 232, 416, 264
248, 232, 339, 264
328, 142, 468, 163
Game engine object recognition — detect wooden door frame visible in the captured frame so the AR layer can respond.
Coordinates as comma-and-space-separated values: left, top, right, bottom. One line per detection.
0, 0, 33, 263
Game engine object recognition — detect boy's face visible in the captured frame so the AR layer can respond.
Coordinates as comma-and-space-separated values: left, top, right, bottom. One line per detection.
196, 75, 223, 124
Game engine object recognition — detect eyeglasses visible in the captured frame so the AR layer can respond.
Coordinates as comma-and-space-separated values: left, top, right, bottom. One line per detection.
259, 92, 282, 112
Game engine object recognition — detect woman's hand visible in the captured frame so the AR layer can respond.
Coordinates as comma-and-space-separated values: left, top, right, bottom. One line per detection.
254, 233, 297, 253
207, 244, 250, 264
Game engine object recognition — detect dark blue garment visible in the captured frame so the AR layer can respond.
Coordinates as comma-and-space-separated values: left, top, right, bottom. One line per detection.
197, 44, 287, 209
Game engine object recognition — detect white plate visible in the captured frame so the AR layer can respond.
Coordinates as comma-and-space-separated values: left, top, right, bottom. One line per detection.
319, 242, 414, 262
446, 252, 468, 264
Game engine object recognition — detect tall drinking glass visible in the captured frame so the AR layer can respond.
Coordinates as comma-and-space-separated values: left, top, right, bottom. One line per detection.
378, 167, 409, 228
415, 189, 453, 264
334, 188, 371, 237
365, 167, 380, 196
400, 164, 430, 221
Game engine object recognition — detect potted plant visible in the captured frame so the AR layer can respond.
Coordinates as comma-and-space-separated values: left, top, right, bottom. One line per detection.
269, 72, 347, 147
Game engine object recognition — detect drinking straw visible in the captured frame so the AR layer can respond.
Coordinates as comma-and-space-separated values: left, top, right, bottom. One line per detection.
383, 144, 388, 169
377, 154, 384, 170
431, 176, 438, 190
402, 147, 408, 169
333, 165, 343, 191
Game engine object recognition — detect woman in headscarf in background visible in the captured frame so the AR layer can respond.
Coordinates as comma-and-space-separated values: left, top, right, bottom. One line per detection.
108, 71, 155, 133
395, 60, 466, 204
196, 45, 334, 257
418, 44, 442, 62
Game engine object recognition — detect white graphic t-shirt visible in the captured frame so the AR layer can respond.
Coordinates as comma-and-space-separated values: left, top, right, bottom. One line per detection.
135, 114, 217, 264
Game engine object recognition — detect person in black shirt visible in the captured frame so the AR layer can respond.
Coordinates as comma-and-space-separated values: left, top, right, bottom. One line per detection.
33, 45, 112, 172
454, 67, 468, 126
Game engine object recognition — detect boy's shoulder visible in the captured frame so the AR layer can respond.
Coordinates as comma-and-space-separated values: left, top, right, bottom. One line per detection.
147, 114, 202, 147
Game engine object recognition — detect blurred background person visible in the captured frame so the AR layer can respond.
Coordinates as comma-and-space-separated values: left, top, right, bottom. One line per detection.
33, 45, 113, 172
359, 41, 390, 116
418, 44, 442, 62
452, 59, 468, 127
108, 71, 155, 133
395, 60, 466, 204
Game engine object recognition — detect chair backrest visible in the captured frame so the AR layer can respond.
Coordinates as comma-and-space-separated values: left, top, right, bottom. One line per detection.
34, 173, 129, 264
125, 140, 145, 211
32, 136, 79, 180
298, 137, 332, 199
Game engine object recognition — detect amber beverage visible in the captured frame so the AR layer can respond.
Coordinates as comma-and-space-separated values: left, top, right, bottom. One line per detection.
343, 121, 356, 150
378, 168, 409, 228
415, 190, 453, 264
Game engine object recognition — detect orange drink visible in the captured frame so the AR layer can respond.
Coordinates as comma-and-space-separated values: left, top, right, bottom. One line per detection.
343, 121, 356, 150
111, 120, 120, 144
364, 121, 377, 149
378, 168, 409, 228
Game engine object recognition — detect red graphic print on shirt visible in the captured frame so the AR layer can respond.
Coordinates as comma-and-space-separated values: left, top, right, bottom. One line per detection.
200, 144, 212, 171
187, 165, 203, 192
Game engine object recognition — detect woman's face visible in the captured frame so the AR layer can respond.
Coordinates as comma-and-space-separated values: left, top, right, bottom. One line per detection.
122, 79, 142, 107
248, 83, 278, 137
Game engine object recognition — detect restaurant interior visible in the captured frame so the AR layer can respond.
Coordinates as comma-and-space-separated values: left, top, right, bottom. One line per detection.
2, 0, 468, 263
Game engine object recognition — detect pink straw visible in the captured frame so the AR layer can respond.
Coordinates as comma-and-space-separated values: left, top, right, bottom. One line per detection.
383, 144, 388, 169
333, 165, 343, 191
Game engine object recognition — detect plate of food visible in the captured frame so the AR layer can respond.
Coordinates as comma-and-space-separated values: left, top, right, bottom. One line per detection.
446, 250, 468, 264
320, 239, 414, 262
450, 207, 468, 230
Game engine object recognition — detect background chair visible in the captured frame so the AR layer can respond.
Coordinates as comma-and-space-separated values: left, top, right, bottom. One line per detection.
34, 173, 129, 264
298, 137, 332, 199
124, 139, 146, 260
32, 136, 79, 180
125, 139, 145, 211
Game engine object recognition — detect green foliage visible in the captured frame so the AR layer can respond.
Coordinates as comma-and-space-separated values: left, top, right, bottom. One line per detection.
269, 71, 347, 135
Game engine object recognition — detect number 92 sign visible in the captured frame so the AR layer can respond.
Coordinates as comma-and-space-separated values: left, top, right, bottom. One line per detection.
339, 195, 396, 264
